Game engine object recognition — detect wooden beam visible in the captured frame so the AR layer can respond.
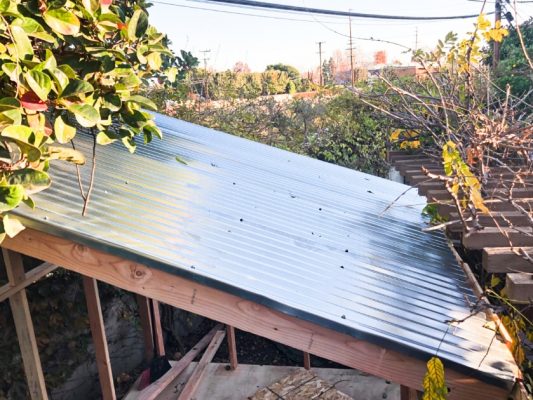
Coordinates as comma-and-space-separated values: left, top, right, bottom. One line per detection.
226, 325, 238, 370
2, 229, 516, 400
136, 294, 154, 363
150, 299, 165, 357
303, 352, 311, 370
177, 329, 226, 400
2, 249, 48, 400
0, 262, 57, 303
483, 247, 533, 273
137, 324, 223, 400
83, 276, 116, 400
506, 273, 533, 303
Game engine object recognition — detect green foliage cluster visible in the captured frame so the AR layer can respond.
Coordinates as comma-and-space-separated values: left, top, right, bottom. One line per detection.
0, 0, 174, 236
150, 89, 390, 176
191, 69, 316, 100
494, 18, 533, 104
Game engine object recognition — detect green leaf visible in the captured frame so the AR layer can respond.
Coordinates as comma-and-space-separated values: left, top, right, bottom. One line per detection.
22, 195, 35, 209
96, 130, 117, 145
2, 63, 18, 81
1, 125, 41, 162
0, 184, 24, 212
102, 93, 121, 112
11, 25, 33, 57
175, 155, 187, 165
54, 115, 76, 143
49, 67, 69, 92
127, 9, 148, 40
0, 98, 20, 112
43, 9, 80, 36
25, 70, 52, 101
7, 169, 51, 194
167, 67, 177, 83
125, 95, 157, 111
68, 104, 99, 127
61, 80, 94, 98
47, 146, 85, 164
146, 52, 161, 70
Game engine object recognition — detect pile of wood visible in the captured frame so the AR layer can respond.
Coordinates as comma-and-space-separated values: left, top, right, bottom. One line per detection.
389, 151, 533, 304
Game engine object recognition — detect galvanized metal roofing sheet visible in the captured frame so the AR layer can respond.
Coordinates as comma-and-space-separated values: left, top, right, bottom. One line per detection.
13, 112, 516, 387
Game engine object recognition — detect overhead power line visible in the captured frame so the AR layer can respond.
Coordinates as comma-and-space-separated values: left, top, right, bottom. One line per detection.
199, 0, 491, 20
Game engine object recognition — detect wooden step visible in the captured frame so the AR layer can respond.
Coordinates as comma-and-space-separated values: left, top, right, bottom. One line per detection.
463, 227, 533, 249
483, 247, 533, 273
505, 273, 533, 303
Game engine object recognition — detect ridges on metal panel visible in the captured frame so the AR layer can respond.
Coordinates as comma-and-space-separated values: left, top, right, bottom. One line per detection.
13, 112, 516, 386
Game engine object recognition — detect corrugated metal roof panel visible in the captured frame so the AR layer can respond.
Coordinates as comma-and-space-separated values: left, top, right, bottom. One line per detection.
13, 113, 516, 386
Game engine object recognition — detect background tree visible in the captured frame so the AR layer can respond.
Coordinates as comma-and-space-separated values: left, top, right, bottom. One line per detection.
233, 61, 251, 73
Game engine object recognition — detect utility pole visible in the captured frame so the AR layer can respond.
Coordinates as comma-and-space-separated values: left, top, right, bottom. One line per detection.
200, 49, 211, 100
493, 0, 502, 69
317, 41, 325, 86
348, 15, 355, 87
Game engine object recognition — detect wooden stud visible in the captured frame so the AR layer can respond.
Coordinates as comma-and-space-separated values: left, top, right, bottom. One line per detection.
83, 276, 116, 400
2, 249, 48, 400
463, 227, 533, 249
400, 385, 419, 400
0, 262, 57, 303
3, 229, 517, 400
506, 273, 533, 303
137, 324, 223, 400
177, 329, 226, 400
150, 299, 165, 357
136, 294, 154, 362
303, 351, 311, 370
226, 325, 238, 370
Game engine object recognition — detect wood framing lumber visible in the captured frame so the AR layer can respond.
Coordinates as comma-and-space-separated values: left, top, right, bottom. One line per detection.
483, 247, 533, 273
177, 329, 226, 400
150, 299, 165, 357
303, 351, 311, 370
83, 276, 116, 400
400, 385, 419, 400
2, 229, 517, 400
0, 262, 57, 303
505, 273, 533, 303
226, 325, 238, 370
136, 294, 155, 362
137, 324, 223, 400
2, 249, 48, 400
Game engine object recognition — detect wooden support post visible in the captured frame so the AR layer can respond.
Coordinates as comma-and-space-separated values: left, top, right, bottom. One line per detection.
226, 325, 238, 370
136, 294, 154, 362
150, 299, 165, 357
303, 352, 311, 370
177, 329, 226, 400
400, 385, 419, 400
2, 249, 48, 400
83, 276, 116, 400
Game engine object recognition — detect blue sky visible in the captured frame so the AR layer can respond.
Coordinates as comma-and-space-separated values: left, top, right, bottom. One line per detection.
148, 0, 533, 72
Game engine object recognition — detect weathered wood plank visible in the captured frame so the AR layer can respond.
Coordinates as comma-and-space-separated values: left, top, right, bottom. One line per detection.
83, 276, 116, 400
400, 385, 419, 400
226, 325, 238, 370
463, 227, 533, 249
2, 249, 48, 400
506, 273, 533, 303
177, 329, 226, 400
136, 294, 154, 362
483, 247, 533, 273
136, 324, 223, 400
2, 229, 516, 400
0, 262, 57, 303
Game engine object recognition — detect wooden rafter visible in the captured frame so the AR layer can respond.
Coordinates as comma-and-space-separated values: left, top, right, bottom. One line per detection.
226, 325, 238, 370
2, 229, 517, 400
0, 262, 57, 303
136, 294, 155, 362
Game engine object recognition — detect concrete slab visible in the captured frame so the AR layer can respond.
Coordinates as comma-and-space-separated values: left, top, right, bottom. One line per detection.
125, 363, 400, 400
